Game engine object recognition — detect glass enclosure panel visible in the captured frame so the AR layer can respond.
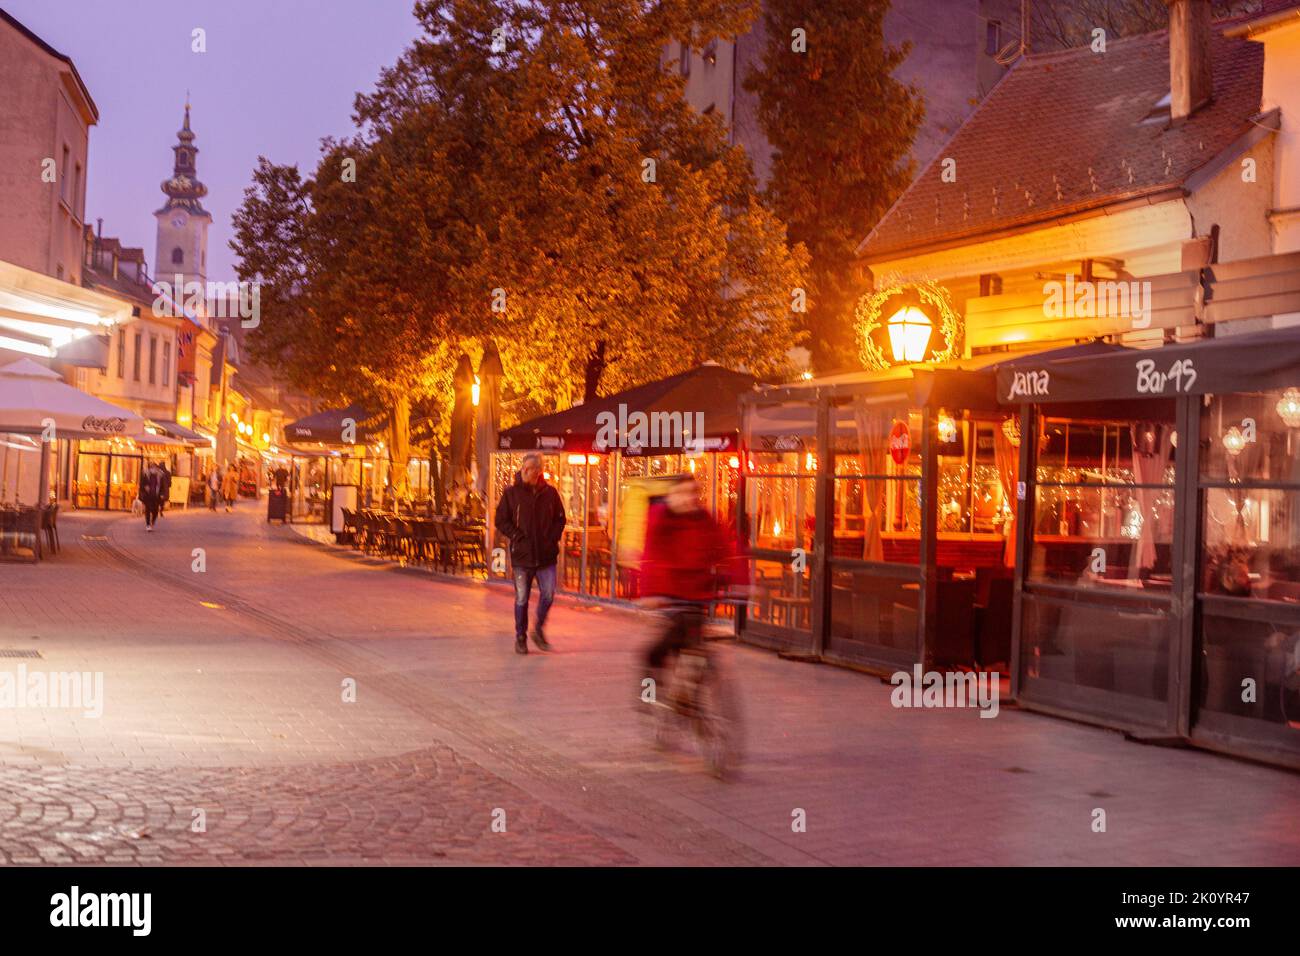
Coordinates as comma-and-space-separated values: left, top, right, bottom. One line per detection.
74, 449, 107, 508
1202, 488, 1300, 599
831, 477, 920, 560
832, 401, 921, 477
109, 454, 141, 511
1031, 485, 1176, 585
558, 456, 588, 592
1200, 611, 1300, 743
582, 455, 613, 597
1030, 413, 1175, 587
1201, 388, 1300, 484
0, 433, 41, 506
828, 567, 919, 654
1020, 593, 1170, 701
748, 556, 812, 632
746, 401, 817, 468
746, 475, 815, 551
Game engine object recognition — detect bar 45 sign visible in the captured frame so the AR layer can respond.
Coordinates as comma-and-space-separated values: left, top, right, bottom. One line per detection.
1136, 357, 1196, 395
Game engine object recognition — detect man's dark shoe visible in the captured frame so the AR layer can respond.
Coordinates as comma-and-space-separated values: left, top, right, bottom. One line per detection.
515, 635, 528, 655
530, 628, 552, 652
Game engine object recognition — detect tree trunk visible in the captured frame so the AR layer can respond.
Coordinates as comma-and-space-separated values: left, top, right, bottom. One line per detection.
583, 339, 607, 403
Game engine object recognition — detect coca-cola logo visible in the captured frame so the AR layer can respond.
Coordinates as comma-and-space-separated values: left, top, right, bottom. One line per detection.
889, 421, 911, 465
82, 415, 127, 434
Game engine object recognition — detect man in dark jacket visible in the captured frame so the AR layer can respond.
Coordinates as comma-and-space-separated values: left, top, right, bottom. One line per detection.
494, 453, 566, 654
139, 462, 165, 532
157, 463, 172, 518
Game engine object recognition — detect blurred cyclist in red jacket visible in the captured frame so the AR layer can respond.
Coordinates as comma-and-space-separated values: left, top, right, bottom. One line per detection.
640, 473, 746, 695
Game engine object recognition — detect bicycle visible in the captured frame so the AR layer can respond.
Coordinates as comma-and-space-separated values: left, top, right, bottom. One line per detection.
642, 598, 746, 779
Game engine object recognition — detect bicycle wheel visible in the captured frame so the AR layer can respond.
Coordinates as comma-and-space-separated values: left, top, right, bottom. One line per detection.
696, 663, 743, 778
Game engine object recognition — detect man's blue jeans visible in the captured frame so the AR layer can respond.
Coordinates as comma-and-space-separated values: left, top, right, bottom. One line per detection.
513, 564, 556, 638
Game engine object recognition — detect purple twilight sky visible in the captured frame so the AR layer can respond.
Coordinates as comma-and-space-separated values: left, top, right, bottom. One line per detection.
4, 0, 423, 281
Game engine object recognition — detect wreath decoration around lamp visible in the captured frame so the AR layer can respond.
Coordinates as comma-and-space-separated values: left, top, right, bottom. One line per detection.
854, 276, 963, 372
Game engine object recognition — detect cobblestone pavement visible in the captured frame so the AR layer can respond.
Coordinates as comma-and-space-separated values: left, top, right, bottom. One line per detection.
1, 506, 1297, 866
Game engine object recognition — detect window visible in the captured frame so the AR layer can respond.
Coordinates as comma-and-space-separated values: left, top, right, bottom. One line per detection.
1197, 388, 1300, 745
985, 20, 1002, 57
703, 39, 718, 66
133, 331, 142, 381
1200, 389, 1300, 598
148, 335, 158, 384
171, 247, 184, 265
73, 163, 82, 219
679, 42, 690, 77
116, 328, 125, 378
60, 145, 70, 203
162, 341, 171, 388
1030, 413, 1176, 586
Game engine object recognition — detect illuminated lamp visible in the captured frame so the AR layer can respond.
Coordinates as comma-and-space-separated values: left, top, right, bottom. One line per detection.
728, 456, 740, 469
937, 411, 957, 445
471, 375, 481, 407
1276, 388, 1300, 428
886, 305, 933, 364
566, 454, 587, 465
805, 451, 816, 471
1222, 426, 1246, 457
262, 433, 271, 443
1001, 417, 1021, 447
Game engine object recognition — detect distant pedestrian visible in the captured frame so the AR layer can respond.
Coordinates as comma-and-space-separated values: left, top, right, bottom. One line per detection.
139, 462, 164, 531
222, 464, 239, 512
158, 462, 172, 518
494, 453, 566, 654
207, 467, 221, 510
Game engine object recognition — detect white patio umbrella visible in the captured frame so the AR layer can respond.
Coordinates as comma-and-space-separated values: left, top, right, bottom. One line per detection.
0, 358, 145, 439
0, 358, 144, 506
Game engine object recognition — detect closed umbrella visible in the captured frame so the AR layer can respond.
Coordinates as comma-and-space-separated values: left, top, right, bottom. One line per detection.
448, 353, 475, 488
474, 342, 504, 498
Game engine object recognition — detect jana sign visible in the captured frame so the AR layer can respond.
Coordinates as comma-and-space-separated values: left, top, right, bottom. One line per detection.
889, 420, 911, 465
81, 415, 127, 434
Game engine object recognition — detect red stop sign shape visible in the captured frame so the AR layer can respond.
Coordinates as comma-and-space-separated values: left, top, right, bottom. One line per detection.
889, 420, 911, 465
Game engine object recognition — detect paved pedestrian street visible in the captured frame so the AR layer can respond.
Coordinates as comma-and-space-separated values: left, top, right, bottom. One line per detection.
1, 508, 1296, 867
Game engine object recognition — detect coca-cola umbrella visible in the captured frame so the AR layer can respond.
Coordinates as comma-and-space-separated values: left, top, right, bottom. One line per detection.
0, 358, 144, 439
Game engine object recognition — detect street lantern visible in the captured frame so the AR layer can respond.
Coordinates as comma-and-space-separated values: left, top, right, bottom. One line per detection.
887, 305, 933, 363
471, 374, 481, 407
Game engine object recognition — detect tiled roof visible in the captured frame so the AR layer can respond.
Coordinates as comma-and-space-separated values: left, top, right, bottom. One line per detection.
857, 17, 1266, 262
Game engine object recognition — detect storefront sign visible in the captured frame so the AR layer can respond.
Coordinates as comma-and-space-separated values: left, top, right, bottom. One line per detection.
81, 415, 127, 434
889, 421, 911, 465
1007, 369, 1050, 400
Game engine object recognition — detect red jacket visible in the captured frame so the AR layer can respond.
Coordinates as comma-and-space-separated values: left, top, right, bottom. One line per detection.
641, 503, 744, 601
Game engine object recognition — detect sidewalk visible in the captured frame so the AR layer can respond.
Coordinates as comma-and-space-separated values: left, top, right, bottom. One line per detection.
1, 506, 1296, 865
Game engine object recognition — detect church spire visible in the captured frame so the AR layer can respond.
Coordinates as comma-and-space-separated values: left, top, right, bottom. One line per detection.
157, 99, 208, 215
